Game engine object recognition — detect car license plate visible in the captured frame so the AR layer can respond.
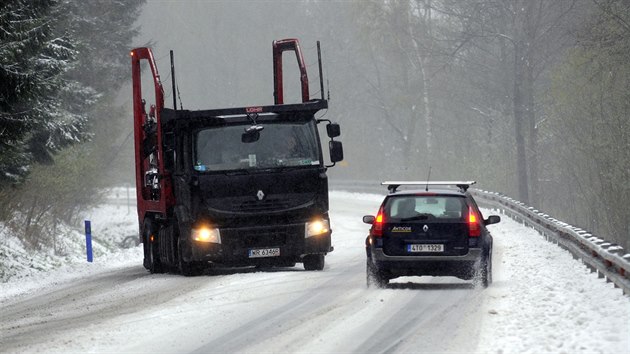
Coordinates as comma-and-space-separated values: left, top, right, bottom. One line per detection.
248, 248, 280, 258
407, 244, 444, 252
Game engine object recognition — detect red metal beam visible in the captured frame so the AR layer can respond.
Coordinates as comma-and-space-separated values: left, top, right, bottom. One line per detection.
272, 38, 309, 105
130, 48, 172, 224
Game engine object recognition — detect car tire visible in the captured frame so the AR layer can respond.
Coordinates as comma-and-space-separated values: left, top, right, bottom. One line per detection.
366, 260, 388, 288
303, 254, 325, 271
482, 253, 492, 288
476, 251, 492, 288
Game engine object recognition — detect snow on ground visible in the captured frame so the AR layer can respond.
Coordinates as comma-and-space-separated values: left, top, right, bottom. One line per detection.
477, 213, 630, 354
0, 190, 628, 354
0, 187, 138, 290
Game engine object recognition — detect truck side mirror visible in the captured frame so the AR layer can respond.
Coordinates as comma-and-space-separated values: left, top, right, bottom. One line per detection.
326, 123, 341, 138
329, 140, 343, 163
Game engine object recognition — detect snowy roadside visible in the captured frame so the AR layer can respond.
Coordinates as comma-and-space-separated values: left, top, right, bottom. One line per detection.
477, 211, 630, 354
0, 196, 139, 298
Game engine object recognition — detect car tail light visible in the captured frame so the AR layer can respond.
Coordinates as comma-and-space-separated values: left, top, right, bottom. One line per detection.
372, 206, 385, 237
468, 206, 480, 237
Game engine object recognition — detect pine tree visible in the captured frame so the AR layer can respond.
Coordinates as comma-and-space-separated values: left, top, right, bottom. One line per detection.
0, 0, 89, 186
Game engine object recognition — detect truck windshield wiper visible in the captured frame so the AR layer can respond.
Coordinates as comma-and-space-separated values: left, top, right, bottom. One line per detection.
224, 169, 251, 175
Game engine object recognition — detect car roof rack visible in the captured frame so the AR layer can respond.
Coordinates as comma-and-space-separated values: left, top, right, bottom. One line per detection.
382, 181, 477, 193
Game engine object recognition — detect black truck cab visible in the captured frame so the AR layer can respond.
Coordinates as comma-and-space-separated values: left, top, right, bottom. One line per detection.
161, 102, 341, 272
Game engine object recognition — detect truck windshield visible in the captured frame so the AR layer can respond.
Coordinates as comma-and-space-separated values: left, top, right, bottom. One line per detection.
194, 120, 320, 172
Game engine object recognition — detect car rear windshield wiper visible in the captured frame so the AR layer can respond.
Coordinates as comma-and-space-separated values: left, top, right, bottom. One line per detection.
400, 213, 434, 222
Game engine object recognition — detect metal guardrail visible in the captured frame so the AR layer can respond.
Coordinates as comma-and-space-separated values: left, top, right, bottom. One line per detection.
330, 180, 630, 295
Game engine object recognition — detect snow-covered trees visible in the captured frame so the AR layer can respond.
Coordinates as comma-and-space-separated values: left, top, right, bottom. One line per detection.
1, 0, 144, 249
0, 0, 92, 185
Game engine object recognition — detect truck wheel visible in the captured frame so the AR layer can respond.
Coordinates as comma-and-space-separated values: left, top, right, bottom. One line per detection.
149, 237, 164, 274
303, 254, 325, 271
178, 238, 200, 276
143, 219, 163, 273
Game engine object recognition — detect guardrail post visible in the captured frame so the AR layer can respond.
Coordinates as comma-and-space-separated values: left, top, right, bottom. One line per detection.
85, 220, 93, 263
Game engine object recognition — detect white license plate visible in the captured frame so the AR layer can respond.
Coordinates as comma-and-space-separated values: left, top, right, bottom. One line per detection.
407, 244, 444, 252
248, 248, 281, 258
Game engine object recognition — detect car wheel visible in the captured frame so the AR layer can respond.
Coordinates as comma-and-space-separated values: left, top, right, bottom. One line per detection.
366, 260, 388, 288
482, 253, 493, 287
303, 254, 325, 271
476, 252, 492, 288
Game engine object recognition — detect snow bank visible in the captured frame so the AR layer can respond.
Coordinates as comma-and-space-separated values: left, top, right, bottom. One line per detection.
0, 197, 138, 284
478, 210, 630, 354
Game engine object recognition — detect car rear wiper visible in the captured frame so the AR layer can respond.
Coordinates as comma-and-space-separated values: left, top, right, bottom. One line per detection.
400, 213, 434, 222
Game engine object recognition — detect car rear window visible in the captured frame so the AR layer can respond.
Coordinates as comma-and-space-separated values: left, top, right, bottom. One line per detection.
384, 195, 466, 221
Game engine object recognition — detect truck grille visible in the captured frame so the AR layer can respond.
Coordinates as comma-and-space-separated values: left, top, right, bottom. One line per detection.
235, 198, 291, 212
222, 224, 304, 248
205, 194, 313, 213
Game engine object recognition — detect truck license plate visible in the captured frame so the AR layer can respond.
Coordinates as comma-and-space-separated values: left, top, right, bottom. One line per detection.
248, 248, 281, 258
407, 244, 444, 252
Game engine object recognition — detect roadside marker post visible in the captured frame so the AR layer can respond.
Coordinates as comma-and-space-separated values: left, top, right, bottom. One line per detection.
85, 220, 93, 262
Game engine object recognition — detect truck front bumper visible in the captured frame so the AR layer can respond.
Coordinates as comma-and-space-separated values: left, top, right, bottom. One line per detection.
191, 223, 332, 265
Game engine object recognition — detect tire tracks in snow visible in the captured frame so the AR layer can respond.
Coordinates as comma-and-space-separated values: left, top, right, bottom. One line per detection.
0, 266, 212, 351
190, 260, 367, 353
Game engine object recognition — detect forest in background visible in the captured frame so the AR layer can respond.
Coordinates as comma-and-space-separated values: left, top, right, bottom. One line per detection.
1, 0, 629, 251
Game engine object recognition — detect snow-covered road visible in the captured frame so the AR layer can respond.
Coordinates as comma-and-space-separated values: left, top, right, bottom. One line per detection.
1, 191, 628, 353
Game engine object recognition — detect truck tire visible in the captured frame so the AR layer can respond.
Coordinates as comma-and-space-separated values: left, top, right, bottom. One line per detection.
143, 218, 163, 274
178, 238, 201, 276
173, 220, 204, 276
303, 254, 325, 271
149, 237, 164, 274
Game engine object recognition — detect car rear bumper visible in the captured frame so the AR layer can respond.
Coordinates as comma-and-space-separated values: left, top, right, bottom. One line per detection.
371, 247, 482, 262
368, 247, 483, 279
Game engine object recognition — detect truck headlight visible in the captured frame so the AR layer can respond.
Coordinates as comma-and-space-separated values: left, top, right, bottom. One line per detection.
192, 227, 221, 244
305, 219, 329, 238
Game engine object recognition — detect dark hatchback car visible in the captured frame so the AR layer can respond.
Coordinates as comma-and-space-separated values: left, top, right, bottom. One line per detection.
363, 181, 500, 288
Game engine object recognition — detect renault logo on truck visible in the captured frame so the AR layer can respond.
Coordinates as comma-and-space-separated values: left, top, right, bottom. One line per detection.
257, 190, 265, 201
